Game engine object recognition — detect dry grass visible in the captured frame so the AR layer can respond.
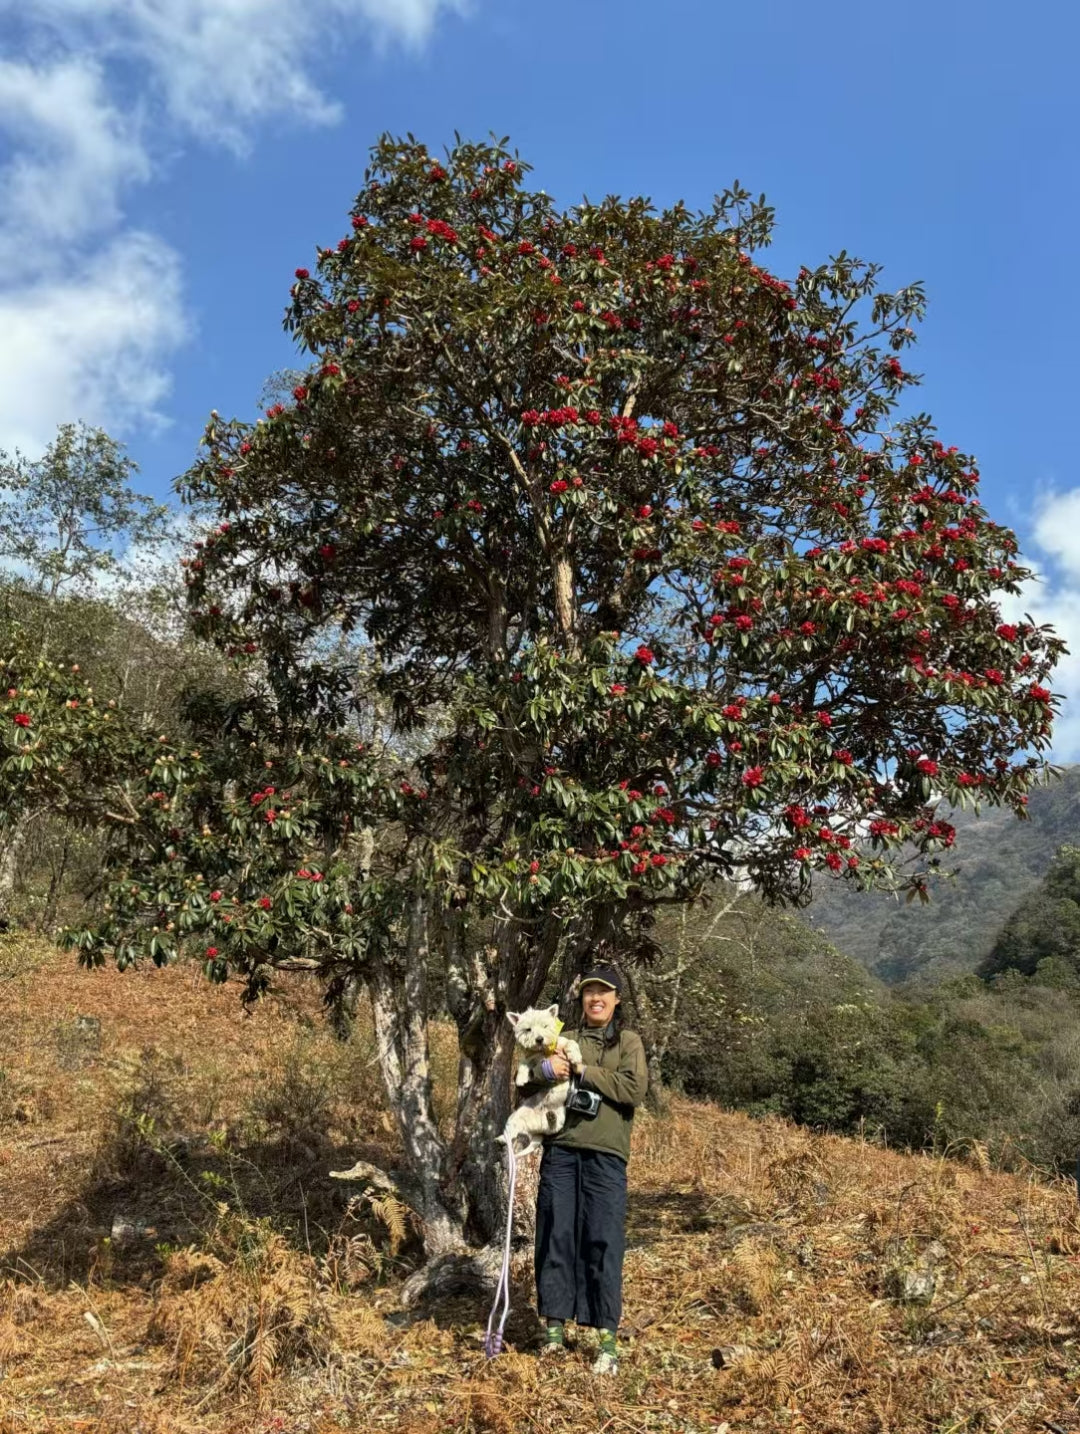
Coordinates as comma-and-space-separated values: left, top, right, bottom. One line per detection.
1, 934, 1079, 1433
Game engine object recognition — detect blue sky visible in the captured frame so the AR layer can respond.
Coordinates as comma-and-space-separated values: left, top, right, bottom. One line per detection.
2, 0, 1080, 747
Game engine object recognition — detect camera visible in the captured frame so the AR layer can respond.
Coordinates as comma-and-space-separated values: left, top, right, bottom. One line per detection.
565, 1077, 602, 1119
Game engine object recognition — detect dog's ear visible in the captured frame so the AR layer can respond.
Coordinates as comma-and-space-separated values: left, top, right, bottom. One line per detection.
546, 1003, 560, 1019
506, 1011, 522, 1030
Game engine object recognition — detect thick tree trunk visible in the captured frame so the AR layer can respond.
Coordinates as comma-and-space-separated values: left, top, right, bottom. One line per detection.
340, 893, 564, 1300
366, 890, 463, 1256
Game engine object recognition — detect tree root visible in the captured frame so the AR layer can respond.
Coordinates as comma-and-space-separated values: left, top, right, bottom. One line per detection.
400, 1245, 504, 1308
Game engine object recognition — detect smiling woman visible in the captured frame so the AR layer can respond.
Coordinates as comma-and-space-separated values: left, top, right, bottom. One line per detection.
523, 963, 648, 1376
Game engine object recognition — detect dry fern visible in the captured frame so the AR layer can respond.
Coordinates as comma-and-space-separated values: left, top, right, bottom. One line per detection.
367, 1191, 410, 1255
731, 1237, 781, 1312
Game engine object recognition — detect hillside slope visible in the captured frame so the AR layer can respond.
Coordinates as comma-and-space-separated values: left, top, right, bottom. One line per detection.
808, 765, 1080, 983
2, 937, 1079, 1433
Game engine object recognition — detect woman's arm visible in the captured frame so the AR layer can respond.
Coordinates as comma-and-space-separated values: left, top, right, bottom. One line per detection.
579, 1032, 648, 1107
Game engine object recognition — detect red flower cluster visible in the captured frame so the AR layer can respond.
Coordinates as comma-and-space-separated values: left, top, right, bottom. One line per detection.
635, 645, 654, 665
522, 406, 579, 428
742, 766, 765, 787
12, 712, 30, 727
426, 218, 458, 242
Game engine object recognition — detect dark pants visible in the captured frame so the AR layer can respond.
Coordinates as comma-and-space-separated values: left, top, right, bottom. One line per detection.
534, 1144, 628, 1331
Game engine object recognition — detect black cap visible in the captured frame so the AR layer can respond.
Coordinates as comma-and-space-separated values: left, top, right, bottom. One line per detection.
578, 964, 622, 997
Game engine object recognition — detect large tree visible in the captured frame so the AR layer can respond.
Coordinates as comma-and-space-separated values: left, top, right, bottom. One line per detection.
29, 136, 1062, 1275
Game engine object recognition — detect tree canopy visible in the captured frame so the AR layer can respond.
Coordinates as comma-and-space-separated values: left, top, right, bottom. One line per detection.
5, 135, 1064, 1250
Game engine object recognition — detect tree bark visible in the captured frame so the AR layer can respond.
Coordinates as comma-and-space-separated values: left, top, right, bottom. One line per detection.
366, 889, 463, 1256
0, 815, 30, 927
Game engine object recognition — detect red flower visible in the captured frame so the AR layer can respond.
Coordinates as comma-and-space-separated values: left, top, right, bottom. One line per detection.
816, 711, 832, 727
632, 860, 648, 875
264, 809, 278, 823
636, 437, 659, 458
319, 543, 336, 562
916, 758, 938, 776
734, 615, 753, 632
426, 217, 458, 242
529, 860, 540, 874
651, 853, 668, 867
12, 712, 30, 727
210, 890, 223, 903
635, 645, 654, 665
825, 852, 843, 871
742, 766, 765, 787
793, 846, 812, 861
1030, 684, 1052, 702
205, 946, 219, 957
257, 896, 272, 910
294, 267, 309, 279
996, 623, 1018, 641
705, 751, 722, 768
585, 409, 602, 425
834, 749, 853, 765
410, 236, 428, 251
549, 479, 568, 494
610, 683, 627, 694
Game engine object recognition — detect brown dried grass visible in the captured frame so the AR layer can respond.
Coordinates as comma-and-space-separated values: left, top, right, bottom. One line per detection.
1, 934, 1079, 1432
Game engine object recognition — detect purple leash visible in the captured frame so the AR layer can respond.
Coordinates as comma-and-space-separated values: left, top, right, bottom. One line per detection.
484, 1135, 518, 1358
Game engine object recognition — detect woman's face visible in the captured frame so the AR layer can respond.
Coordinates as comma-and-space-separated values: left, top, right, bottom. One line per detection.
580, 981, 620, 1028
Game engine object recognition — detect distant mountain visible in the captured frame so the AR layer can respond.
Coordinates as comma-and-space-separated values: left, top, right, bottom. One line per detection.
806, 766, 1080, 984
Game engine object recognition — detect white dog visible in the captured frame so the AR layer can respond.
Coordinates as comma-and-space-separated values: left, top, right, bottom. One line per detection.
501, 1005, 584, 1157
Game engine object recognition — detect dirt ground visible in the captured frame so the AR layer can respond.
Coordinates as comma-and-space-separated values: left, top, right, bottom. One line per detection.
1, 935, 1079, 1433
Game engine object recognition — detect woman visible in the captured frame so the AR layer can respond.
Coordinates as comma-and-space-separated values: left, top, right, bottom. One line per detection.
528, 963, 648, 1375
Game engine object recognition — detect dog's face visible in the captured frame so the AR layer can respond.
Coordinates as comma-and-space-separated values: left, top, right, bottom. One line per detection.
506, 1004, 562, 1053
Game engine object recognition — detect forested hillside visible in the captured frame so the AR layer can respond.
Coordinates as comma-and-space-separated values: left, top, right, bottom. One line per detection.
808, 766, 1080, 983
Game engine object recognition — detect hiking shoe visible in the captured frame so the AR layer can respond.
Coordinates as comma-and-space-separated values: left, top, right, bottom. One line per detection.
591, 1348, 619, 1376
539, 1324, 566, 1357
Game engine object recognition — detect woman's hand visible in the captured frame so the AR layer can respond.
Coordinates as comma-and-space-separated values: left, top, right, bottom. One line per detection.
548, 1053, 572, 1081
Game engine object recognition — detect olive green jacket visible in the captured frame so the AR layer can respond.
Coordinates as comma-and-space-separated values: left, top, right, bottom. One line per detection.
524, 1025, 648, 1163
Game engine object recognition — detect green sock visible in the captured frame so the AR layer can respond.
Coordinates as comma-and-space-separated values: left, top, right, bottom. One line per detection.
545, 1320, 565, 1345
598, 1328, 617, 1354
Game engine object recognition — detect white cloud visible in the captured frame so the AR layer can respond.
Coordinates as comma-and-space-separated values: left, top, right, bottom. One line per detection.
0, 56, 149, 267
0, 2, 465, 456
1006, 491, 1080, 762
10, 0, 468, 147
0, 56, 186, 455
0, 231, 188, 456
1032, 489, 1080, 585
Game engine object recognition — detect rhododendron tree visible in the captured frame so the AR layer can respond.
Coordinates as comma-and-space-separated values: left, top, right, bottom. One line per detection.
44, 136, 1063, 1266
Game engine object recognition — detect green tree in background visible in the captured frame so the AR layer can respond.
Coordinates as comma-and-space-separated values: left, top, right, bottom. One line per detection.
0, 422, 172, 599
980, 845, 1080, 980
